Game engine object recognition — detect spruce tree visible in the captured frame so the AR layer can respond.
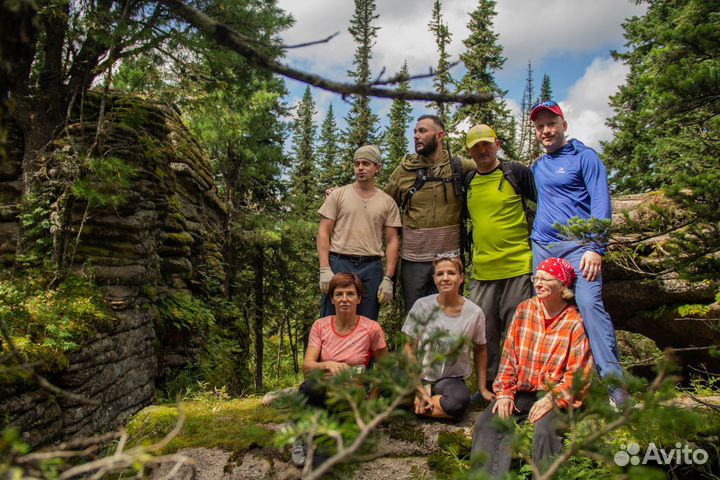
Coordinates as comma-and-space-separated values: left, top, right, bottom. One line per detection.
428, 0, 453, 128
539, 73, 553, 102
318, 103, 341, 192
380, 61, 412, 186
453, 0, 516, 159
342, 0, 380, 185
603, 0, 720, 276
290, 86, 319, 213
517, 61, 535, 164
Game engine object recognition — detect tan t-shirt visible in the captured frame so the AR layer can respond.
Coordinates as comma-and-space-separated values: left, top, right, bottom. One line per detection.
318, 184, 402, 257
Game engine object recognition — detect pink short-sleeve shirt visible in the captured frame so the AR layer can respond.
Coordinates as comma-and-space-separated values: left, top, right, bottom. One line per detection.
308, 316, 387, 367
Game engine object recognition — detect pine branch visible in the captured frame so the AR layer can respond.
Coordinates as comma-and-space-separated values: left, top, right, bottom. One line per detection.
158, 0, 492, 104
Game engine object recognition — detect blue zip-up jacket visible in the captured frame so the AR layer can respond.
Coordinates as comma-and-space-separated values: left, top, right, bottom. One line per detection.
530, 139, 611, 254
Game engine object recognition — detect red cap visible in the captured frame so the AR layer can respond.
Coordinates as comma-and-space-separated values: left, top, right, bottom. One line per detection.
537, 257, 576, 287
530, 100, 564, 121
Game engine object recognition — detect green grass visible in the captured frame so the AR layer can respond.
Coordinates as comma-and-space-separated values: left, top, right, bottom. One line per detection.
126, 397, 291, 455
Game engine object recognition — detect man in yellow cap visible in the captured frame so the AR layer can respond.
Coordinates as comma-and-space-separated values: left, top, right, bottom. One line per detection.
317, 145, 401, 320
464, 124, 536, 395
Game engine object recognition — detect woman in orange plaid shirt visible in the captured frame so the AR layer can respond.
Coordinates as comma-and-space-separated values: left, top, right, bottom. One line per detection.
471, 257, 593, 477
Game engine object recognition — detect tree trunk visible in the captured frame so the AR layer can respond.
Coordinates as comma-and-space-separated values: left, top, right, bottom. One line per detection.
254, 245, 265, 392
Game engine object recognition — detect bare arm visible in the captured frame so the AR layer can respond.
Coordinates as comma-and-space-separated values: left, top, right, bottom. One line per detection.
384, 226, 400, 277
317, 217, 335, 268
303, 345, 348, 377
474, 343, 494, 401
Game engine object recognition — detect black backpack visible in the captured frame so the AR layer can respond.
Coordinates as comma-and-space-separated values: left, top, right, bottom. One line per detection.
399, 156, 464, 213
461, 161, 536, 258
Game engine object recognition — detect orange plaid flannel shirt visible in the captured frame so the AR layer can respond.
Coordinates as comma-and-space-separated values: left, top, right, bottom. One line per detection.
493, 297, 593, 408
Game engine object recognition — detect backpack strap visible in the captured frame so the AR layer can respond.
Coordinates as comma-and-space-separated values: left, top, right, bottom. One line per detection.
461, 169, 478, 262
499, 161, 536, 240
400, 167, 428, 213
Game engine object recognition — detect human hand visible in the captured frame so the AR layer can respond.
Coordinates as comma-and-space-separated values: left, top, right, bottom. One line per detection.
323, 361, 349, 376
319, 266, 334, 294
579, 251, 602, 281
492, 398, 516, 420
480, 388, 495, 402
377, 276, 394, 304
528, 395, 553, 423
325, 186, 339, 197
414, 385, 433, 415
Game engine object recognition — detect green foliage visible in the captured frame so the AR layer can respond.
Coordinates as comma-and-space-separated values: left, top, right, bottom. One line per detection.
427, 431, 472, 476
16, 192, 53, 265
553, 216, 612, 251
603, 0, 720, 278
72, 155, 139, 208
288, 86, 320, 214
428, 0, 454, 127
342, 0, 381, 183
155, 293, 215, 333
318, 103, 342, 192
380, 61, 412, 187
453, 0, 516, 159
126, 398, 289, 455
0, 273, 113, 378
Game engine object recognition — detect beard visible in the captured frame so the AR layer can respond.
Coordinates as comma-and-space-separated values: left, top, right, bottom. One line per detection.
416, 136, 438, 156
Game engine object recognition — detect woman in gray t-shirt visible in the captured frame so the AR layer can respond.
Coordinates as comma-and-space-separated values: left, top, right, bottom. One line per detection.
402, 254, 493, 419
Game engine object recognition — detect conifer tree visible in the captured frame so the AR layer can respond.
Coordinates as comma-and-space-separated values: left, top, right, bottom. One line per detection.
453, 0, 516, 159
342, 0, 381, 185
380, 61, 412, 186
539, 73, 553, 102
604, 0, 720, 276
318, 103, 341, 192
517, 62, 542, 164
428, 0, 453, 128
290, 86, 319, 213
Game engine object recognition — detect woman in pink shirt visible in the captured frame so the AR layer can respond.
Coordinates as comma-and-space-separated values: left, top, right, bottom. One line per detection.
293, 272, 388, 467
300, 272, 388, 407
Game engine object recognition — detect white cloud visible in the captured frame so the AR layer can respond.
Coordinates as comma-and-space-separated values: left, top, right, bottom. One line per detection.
559, 56, 629, 150
277, 0, 645, 76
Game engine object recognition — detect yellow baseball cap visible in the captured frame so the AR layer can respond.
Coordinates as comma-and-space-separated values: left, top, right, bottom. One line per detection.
465, 124, 497, 149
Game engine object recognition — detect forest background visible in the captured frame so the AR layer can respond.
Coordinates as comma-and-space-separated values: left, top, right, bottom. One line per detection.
0, 0, 718, 477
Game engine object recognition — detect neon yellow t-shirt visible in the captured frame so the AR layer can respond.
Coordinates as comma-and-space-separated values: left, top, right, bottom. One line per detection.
467, 168, 532, 280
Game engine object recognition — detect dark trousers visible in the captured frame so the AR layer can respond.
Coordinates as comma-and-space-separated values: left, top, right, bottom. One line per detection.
321, 254, 383, 320
432, 377, 471, 419
471, 392, 562, 479
299, 379, 327, 408
400, 259, 437, 313
468, 275, 533, 388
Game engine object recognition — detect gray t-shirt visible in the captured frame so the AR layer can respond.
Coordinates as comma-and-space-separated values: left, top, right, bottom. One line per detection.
402, 294, 486, 382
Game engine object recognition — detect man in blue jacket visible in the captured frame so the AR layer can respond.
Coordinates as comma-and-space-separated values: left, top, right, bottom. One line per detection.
530, 100, 630, 409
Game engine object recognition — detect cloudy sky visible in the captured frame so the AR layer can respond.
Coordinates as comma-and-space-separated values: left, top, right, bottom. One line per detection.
276, 0, 646, 151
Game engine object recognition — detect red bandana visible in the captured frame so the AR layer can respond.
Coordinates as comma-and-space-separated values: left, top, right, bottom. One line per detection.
537, 257, 576, 287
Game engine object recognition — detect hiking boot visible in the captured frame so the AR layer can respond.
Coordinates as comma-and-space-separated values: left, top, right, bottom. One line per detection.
291, 438, 307, 467
609, 387, 631, 411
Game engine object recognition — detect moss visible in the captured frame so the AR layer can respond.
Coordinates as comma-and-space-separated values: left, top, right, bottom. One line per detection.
427, 431, 472, 477
384, 419, 425, 445
163, 232, 194, 246
0, 273, 116, 380
126, 398, 290, 455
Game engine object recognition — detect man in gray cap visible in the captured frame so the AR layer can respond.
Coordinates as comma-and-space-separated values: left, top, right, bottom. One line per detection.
317, 145, 402, 320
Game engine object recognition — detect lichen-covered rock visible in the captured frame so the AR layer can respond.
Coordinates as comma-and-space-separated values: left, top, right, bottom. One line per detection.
0, 93, 231, 446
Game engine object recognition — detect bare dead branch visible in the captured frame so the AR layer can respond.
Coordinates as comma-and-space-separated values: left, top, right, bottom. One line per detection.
158, 0, 493, 105
283, 31, 340, 49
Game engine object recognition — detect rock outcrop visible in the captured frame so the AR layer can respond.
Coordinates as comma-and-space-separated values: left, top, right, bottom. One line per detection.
0, 93, 228, 446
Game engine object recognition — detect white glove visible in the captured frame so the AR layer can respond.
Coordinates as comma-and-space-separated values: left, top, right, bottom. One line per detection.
377, 275, 394, 304
319, 266, 334, 294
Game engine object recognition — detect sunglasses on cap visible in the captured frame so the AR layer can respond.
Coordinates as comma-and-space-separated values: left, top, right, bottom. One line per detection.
531, 100, 558, 111
434, 252, 460, 261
